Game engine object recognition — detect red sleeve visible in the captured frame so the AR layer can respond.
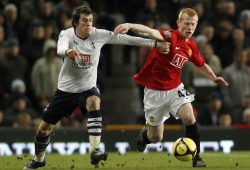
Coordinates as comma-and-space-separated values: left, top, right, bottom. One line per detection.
189, 40, 205, 67
159, 30, 172, 41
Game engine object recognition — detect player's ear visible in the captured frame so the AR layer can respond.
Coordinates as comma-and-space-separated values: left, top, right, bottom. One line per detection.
176, 19, 180, 27
72, 21, 78, 28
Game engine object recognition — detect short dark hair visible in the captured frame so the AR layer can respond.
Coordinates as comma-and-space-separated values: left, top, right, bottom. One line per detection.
72, 5, 94, 26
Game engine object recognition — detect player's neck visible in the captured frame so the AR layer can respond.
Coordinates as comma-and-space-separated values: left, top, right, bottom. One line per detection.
75, 30, 90, 39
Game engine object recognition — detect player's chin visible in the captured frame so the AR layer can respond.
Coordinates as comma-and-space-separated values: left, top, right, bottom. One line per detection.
85, 28, 92, 33
185, 33, 193, 38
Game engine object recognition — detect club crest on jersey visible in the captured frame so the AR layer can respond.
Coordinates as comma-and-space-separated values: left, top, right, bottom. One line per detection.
170, 54, 188, 69
188, 48, 192, 57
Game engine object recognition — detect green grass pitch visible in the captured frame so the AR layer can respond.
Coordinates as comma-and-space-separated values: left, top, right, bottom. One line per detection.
1, 151, 250, 170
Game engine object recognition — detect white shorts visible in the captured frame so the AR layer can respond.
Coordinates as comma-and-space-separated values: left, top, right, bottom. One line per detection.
143, 83, 194, 126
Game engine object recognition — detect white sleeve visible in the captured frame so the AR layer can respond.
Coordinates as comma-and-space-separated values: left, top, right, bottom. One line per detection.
57, 30, 70, 57
101, 30, 155, 48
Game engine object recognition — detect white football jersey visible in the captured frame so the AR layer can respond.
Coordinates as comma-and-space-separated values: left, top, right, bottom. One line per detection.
57, 27, 155, 93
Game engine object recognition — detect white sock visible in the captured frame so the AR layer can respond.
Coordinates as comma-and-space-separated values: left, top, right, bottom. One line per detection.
89, 135, 101, 153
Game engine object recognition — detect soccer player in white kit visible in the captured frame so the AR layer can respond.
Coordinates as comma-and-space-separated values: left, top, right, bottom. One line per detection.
24, 5, 169, 169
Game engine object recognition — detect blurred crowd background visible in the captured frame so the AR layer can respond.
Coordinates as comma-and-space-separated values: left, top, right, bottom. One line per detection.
0, 0, 250, 129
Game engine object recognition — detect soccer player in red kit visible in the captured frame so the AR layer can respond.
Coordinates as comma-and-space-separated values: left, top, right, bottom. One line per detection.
114, 8, 229, 167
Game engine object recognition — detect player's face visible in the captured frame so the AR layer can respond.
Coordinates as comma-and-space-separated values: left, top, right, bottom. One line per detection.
177, 14, 198, 39
75, 14, 93, 37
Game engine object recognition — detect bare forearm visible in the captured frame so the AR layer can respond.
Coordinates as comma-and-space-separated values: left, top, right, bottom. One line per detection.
198, 63, 229, 87
198, 64, 217, 81
128, 23, 164, 41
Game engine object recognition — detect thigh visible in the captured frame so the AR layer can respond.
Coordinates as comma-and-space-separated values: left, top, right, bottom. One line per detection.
144, 88, 171, 126
177, 103, 196, 125
43, 89, 80, 125
169, 84, 195, 119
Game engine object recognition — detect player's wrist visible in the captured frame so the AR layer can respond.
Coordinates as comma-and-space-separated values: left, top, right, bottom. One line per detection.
154, 40, 158, 48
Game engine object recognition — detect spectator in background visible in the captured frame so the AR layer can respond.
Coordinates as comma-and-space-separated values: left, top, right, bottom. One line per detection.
37, 0, 55, 23
210, 0, 237, 25
10, 79, 33, 108
11, 79, 26, 95
1, 38, 27, 81
239, 10, 250, 46
242, 94, 250, 109
198, 92, 223, 126
0, 58, 13, 109
202, 43, 222, 75
136, 0, 162, 27
199, 24, 215, 43
218, 112, 232, 127
0, 109, 5, 126
233, 94, 250, 124
4, 94, 37, 126
222, 49, 250, 109
3, 3, 19, 39
14, 111, 32, 129
242, 108, 250, 125
54, 5, 72, 30
31, 39, 63, 100
222, 1, 237, 25
21, 20, 45, 69
0, 11, 4, 25
213, 19, 234, 68
0, 25, 6, 59
18, 0, 40, 44
232, 28, 247, 50
43, 21, 58, 41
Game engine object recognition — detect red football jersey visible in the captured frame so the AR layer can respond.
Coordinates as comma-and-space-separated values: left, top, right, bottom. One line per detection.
133, 30, 205, 90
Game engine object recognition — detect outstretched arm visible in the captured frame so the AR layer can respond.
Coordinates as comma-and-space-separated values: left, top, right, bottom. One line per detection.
105, 30, 170, 54
114, 23, 165, 41
198, 64, 229, 87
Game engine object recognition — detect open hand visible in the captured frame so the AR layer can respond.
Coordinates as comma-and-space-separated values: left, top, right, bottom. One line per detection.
214, 77, 229, 87
114, 23, 130, 35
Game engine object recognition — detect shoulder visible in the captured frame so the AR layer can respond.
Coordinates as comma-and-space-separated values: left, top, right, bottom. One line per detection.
159, 29, 174, 40
188, 38, 198, 47
223, 65, 234, 73
94, 27, 113, 36
90, 27, 113, 41
187, 38, 200, 53
33, 58, 46, 67
59, 27, 74, 38
210, 55, 220, 62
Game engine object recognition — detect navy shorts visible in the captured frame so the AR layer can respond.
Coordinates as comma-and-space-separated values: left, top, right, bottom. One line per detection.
43, 87, 100, 125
